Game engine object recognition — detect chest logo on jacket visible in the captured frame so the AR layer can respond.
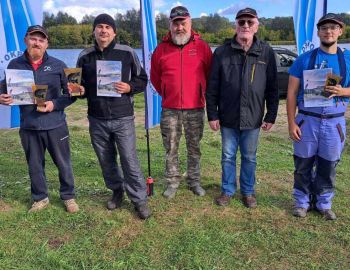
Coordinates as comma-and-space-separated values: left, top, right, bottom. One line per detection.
43, 66, 52, 72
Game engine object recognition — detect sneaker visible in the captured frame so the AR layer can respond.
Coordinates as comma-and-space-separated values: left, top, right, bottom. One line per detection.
107, 189, 124, 210
28, 198, 49, 213
64, 199, 79, 213
320, 209, 337, 221
215, 193, 231, 206
293, 207, 307, 218
163, 186, 177, 199
190, 185, 206, 196
135, 204, 152, 220
242, 195, 257, 208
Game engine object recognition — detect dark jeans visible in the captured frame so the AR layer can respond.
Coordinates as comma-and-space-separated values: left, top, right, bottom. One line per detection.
19, 124, 75, 201
88, 115, 147, 206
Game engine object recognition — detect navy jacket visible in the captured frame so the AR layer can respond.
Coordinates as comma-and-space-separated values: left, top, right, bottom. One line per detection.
77, 40, 148, 119
206, 36, 279, 129
1, 51, 74, 130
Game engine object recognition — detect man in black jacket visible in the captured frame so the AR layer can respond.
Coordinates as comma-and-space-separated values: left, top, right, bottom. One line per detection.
76, 14, 151, 219
0, 25, 79, 213
206, 8, 279, 208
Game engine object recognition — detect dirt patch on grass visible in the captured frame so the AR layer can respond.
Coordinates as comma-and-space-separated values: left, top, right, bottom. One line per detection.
0, 199, 12, 212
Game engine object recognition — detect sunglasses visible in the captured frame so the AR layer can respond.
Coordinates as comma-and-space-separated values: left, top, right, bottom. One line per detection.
237, 19, 255, 27
170, 10, 190, 19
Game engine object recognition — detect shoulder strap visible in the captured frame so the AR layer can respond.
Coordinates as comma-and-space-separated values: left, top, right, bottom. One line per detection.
336, 47, 346, 87
307, 48, 319, 70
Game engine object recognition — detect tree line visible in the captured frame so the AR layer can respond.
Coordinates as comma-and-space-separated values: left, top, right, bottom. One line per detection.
43, 10, 350, 48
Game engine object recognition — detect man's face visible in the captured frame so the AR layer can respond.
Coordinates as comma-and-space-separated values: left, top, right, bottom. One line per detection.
170, 17, 191, 45
94, 23, 116, 47
235, 16, 259, 40
317, 23, 343, 47
24, 33, 48, 60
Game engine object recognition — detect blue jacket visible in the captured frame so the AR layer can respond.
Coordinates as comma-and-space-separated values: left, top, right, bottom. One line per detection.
2, 51, 74, 130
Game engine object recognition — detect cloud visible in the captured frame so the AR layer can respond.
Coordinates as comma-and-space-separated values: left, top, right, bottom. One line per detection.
217, 3, 246, 16
44, 0, 141, 22
200, 13, 208, 17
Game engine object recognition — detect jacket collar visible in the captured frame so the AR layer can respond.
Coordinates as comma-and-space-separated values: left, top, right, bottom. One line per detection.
230, 35, 262, 56
94, 39, 116, 53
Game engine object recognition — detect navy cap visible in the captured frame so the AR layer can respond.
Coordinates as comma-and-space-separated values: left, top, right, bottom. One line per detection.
317, 13, 345, 28
26, 25, 48, 39
169, 6, 190, 21
236, 7, 258, 19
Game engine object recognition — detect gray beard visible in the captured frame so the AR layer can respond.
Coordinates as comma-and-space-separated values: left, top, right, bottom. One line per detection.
172, 33, 191, 45
321, 41, 336, 48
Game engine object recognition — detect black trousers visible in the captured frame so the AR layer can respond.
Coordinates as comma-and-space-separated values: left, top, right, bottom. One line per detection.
20, 124, 75, 201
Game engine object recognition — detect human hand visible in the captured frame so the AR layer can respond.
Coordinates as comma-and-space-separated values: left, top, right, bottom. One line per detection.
0, 94, 13, 105
261, 122, 273, 131
288, 122, 301, 141
37, 101, 54, 112
209, 120, 220, 131
325, 84, 345, 98
115, 82, 131, 94
68, 83, 85, 96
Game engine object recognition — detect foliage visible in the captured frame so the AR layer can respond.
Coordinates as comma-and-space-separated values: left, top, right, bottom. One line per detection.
42, 10, 350, 48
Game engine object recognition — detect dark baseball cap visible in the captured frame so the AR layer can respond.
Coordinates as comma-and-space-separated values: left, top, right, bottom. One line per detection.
236, 7, 258, 19
26, 25, 48, 39
169, 6, 190, 21
317, 13, 345, 28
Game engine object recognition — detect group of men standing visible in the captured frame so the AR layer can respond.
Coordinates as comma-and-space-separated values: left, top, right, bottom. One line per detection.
0, 6, 349, 221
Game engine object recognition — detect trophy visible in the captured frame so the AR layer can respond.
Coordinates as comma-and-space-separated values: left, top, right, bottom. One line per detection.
323, 73, 342, 98
64, 68, 82, 96
32, 85, 48, 112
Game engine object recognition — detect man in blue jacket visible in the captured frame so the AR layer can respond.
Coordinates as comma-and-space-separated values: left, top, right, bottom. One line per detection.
0, 25, 79, 213
287, 14, 350, 220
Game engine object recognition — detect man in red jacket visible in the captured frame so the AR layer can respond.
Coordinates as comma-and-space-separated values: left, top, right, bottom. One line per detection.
151, 6, 212, 199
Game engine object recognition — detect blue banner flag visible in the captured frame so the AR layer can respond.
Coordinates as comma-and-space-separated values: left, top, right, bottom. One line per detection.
293, 0, 327, 55
140, 0, 162, 129
0, 0, 43, 128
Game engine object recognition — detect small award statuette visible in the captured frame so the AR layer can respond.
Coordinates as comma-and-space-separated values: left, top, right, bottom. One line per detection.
64, 68, 82, 96
32, 85, 48, 112
324, 73, 342, 98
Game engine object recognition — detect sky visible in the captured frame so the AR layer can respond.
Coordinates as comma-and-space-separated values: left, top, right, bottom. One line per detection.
44, 0, 350, 22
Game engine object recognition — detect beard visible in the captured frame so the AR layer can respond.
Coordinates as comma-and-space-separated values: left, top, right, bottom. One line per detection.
172, 32, 191, 45
321, 40, 336, 48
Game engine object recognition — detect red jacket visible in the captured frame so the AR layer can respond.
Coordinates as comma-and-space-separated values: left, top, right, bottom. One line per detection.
150, 31, 212, 109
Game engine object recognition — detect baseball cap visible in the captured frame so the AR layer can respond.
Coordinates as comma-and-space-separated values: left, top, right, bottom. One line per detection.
317, 13, 345, 28
26, 25, 48, 39
236, 7, 258, 19
169, 6, 190, 21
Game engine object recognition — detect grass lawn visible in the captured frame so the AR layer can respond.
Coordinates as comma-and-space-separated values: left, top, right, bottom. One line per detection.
0, 97, 349, 269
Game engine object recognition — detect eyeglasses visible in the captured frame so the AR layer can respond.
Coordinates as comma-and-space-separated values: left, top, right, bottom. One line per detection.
319, 25, 340, 32
237, 19, 255, 27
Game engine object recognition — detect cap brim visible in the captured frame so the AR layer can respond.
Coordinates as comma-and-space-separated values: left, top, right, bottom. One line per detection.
236, 13, 258, 19
317, 19, 344, 28
170, 16, 190, 21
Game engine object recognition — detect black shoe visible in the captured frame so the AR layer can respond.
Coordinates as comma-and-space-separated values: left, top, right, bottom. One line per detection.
135, 204, 152, 220
107, 189, 124, 210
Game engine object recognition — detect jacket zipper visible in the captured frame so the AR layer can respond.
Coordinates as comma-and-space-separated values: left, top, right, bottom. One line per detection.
180, 47, 183, 109
100, 50, 112, 117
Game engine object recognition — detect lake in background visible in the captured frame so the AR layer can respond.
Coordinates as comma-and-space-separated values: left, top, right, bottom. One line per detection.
49, 44, 350, 68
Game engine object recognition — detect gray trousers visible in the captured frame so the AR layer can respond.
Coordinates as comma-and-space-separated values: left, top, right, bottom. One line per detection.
88, 115, 147, 206
160, 108, 204, 188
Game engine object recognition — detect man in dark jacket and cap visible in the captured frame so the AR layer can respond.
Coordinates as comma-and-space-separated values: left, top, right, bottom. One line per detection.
206, 8, 278, 208
76, 14, 151, 219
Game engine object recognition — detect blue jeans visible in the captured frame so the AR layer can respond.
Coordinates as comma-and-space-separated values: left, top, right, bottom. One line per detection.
221, 127, 260, 196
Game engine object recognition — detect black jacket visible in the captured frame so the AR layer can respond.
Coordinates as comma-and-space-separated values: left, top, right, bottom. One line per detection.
77, 40, 148, 119
206, 36, 278, 129
1, 52, 73, 130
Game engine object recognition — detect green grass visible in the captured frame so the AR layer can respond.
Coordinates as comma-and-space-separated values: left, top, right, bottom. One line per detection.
0, 98, 349, 269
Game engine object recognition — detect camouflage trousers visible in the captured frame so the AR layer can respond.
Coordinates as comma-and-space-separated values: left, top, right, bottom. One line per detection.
160, 108, 205, 188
